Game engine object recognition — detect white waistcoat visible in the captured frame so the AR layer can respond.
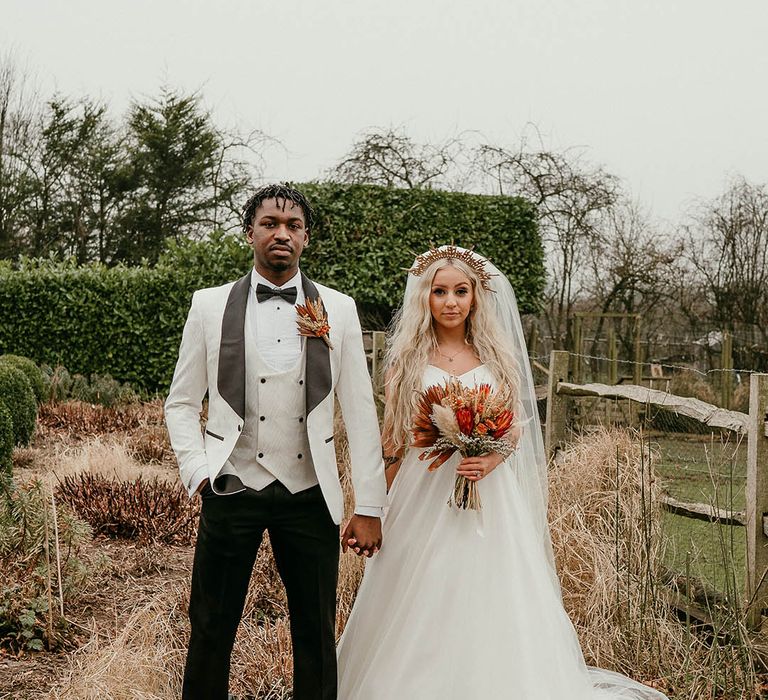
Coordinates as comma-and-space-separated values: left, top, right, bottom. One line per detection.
222, 313, 317, 493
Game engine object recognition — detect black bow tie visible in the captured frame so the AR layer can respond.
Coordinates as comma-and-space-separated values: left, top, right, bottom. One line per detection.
256, 283, 298, 304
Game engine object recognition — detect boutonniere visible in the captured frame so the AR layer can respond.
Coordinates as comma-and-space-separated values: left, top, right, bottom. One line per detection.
296, 297, 333, 349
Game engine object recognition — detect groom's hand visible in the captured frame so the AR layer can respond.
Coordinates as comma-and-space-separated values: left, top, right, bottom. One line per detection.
341, 515, 382, 558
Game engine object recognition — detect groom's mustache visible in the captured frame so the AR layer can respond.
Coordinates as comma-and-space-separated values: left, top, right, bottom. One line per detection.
270, 243, 294, 252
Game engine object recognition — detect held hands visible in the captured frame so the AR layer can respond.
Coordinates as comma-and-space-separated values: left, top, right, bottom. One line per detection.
456, 452, 505, 481
341, 515, 383, 558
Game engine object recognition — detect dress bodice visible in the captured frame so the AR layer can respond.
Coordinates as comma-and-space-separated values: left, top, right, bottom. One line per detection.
422, 363, 496, 390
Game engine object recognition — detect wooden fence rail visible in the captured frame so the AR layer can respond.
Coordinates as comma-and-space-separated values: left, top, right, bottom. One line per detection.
544, 349, 768, 629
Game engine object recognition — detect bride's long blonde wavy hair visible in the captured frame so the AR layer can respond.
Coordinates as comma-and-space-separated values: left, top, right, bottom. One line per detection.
382, 257, 521, 454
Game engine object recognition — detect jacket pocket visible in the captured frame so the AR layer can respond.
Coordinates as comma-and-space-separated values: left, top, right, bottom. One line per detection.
205, 429, 225, 441
325, 435, 334, 444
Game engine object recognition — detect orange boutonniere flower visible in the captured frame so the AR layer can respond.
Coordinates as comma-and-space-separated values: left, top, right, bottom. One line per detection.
296, 297, 333, 349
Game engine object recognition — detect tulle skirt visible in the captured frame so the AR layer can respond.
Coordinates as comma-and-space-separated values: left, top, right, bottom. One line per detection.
337, 447, 667, 700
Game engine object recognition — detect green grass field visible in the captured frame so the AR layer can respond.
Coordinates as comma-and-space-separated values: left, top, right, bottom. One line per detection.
651, 433, 748, 596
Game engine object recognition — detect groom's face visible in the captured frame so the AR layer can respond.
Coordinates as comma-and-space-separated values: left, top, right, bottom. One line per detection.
246, 197, 309, 278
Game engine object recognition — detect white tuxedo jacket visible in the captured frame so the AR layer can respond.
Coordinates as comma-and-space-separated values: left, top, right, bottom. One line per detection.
164, 270, 387, 524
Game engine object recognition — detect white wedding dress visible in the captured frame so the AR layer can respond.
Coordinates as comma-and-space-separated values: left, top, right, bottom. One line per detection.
337, 364, 667, 700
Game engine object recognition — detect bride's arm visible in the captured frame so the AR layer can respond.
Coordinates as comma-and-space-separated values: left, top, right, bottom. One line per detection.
383, 438, 403, 490
381, 369, 404, 490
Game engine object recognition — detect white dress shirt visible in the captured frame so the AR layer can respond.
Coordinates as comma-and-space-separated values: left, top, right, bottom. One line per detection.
250, 268, 304, 371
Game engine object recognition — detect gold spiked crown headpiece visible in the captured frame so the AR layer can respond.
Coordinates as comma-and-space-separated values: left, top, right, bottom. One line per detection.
408, 245, 495, 292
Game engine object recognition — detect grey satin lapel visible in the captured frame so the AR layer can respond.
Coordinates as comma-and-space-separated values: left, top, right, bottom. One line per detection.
302, 273, 332, 416
217, 271, 251, 420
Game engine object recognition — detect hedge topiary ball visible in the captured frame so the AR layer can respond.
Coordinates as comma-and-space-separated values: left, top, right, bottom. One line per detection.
0, 365, 37, 446
0, 403, 12, 475
0, 355, 47, 403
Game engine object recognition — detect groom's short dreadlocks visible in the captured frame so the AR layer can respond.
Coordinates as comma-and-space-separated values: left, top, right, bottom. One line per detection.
242, 183, 316, 233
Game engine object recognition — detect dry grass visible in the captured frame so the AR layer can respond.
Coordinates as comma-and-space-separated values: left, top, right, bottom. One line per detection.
35, 437, 175, 491
129, 424, 174, 465
38, 400, 164, 439
50, 582, 188, 700
551, 430, 681, 677
48, 426, 759, 699
550, 428, 756, 697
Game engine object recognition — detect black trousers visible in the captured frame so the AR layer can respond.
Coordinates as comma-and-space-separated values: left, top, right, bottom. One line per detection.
182, 481, 340, 700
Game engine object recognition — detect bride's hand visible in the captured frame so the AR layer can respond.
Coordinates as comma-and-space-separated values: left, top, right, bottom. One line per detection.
456, 452, 504, 481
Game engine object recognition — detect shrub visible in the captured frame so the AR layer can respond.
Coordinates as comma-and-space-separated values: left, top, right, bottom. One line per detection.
43, 364, 73, 403
0, 404, 12, 476
38, 365, 138, 407
0, 479, 92, 651
68, 373, 90, 403
56, 472, 199, 545
0, 365, 37, 446
0, 355, 46, 403
69, 372, 139, 407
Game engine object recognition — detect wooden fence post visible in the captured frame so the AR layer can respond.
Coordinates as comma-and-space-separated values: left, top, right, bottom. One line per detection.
370, 331, 386, 405
545, 350, 570, 460
572, 317, 583, 384
527, 323, 539, 360
608, 325, 618, 385
721, 331, 733, 410
745, 373, 768, 629
633, 316, 643, 386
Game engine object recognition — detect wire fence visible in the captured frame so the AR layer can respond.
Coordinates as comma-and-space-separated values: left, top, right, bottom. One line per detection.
542, 349, 755, 605
530, 351, 754, 413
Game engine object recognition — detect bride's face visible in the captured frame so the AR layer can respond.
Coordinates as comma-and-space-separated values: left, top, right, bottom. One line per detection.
429, 265, 474, 332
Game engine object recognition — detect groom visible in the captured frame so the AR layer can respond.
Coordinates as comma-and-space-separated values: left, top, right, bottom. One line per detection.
165, 183, 387, 700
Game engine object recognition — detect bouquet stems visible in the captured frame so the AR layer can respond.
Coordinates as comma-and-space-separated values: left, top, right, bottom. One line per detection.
450, 474, 482, 511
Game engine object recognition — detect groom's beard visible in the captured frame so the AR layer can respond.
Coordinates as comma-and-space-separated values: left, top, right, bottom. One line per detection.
267, 260, 291, 271
265, 244, 299, 272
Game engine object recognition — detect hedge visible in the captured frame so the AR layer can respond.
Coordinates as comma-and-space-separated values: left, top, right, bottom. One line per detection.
0, 183, 543, 392
1, 265, 193, 395
0, 365, 36, 446
299, 183, 543, 316
0, 355, 46, 403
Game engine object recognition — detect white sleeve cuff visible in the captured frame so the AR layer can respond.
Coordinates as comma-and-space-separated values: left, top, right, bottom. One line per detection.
188, 467, 209, 499
354, 505, 384, 518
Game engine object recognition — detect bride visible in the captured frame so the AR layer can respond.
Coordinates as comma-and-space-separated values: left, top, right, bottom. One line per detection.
336, 246, 668, 699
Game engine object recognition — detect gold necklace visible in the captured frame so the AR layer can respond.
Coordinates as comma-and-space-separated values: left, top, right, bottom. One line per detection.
436, 344, 467, 364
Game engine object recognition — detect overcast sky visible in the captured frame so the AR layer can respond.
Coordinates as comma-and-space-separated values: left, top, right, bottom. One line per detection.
3, 0, 768, 223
